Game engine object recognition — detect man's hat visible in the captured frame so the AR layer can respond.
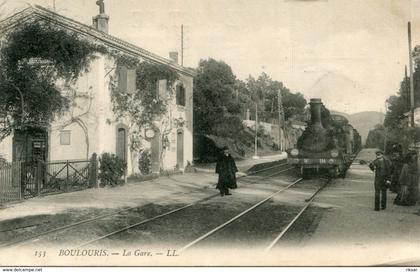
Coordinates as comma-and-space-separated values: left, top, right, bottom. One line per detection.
375, 150, 384, 155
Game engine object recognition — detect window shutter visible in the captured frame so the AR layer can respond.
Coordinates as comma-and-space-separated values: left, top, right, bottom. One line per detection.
126, 69, 136, 94
118, 66, 128, 92
181, 86, 186, 106
176, 85, 181, 105
157, 79, 167, 100
176, 85, 186, 106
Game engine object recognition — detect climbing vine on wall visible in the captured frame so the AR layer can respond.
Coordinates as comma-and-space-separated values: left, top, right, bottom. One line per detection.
0, 20, 105, 139
110, 59, 179, 153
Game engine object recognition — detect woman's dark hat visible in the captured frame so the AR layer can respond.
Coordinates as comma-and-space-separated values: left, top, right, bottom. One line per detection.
221, 146, 229, 151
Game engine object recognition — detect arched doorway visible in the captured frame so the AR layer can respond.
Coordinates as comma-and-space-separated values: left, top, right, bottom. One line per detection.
116, 125, 128, 163
177, 130, 184, 169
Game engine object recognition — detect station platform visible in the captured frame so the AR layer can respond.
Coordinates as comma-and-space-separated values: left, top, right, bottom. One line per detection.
0, 153, 286, 223
193, 152, 288, 175
285, 149, 420, 266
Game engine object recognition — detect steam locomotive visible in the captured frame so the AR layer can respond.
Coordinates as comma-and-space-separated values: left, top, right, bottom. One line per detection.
287, 98, 361, 178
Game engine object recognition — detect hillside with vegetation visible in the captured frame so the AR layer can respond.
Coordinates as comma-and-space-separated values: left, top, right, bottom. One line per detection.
193, 58, 307, 162
330, 110, 384, 145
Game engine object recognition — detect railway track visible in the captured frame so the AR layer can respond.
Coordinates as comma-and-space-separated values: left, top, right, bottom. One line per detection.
177, 178, 329, 253
75, 176, 325, 251
0, 161, 293, 249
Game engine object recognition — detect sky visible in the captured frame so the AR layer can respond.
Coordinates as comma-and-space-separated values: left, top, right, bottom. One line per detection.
1, 0, 420, 114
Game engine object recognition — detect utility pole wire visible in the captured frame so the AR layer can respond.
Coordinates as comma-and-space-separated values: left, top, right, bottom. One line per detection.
181, 25, 183, 66
408, 22, 415, 128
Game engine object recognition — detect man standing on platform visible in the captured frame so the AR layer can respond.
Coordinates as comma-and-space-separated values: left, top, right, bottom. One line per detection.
215, 146, 238, 196
369, 150, 392, 211
390, 144, 404, 193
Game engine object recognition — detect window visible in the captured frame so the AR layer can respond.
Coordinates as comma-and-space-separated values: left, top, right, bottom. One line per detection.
176, 84, 186, 106
118, 66, 136, 94
116, 127, 127, 162
156, 79, 167, 100
60, 131, 71, 145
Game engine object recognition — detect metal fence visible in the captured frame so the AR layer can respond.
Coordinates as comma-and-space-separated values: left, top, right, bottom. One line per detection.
1, 155, 98, 203
0, 162, 22, 204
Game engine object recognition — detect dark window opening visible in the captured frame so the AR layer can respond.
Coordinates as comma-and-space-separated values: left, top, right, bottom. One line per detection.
176, 84, 186, 106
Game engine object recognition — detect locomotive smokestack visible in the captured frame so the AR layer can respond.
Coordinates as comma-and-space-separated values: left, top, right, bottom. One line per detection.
310, 98, 323, 128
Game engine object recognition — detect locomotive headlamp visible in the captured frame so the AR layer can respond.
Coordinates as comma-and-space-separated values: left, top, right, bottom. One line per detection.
330, 149, 339, 158
290, 149, 299, 156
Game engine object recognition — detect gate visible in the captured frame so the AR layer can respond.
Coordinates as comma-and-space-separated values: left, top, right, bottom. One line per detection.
0, 162, 22, 204
21, 156, 98, 198
1, 155, 98, 203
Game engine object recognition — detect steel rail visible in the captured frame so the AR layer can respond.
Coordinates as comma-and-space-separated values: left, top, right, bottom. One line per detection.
77, 167, 296, 247
263, 179, 331, 253
0, 162, 291, 249
239, 162, 289, 178
178, 177, 303, 253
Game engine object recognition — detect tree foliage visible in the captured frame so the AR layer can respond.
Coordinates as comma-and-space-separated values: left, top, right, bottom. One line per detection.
193, 58, 243, 137
381, 45, 420, 153
384, 45, 420, 129
244, 73, 307, 121
365, 124, 385, 150
0, 21, 102, 139
98, 152, 127, 186
193, 58, 308, 161
111, 61, 179, 152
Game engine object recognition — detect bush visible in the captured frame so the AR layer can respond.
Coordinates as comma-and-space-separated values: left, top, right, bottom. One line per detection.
138, 149, 152, 175
98, 153, 127, 186
0, 157, 10, 169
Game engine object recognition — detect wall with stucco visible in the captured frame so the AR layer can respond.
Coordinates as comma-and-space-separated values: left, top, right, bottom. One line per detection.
0, 52, 194, 177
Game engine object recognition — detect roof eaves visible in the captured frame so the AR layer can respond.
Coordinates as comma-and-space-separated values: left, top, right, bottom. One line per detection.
0, 4, 195, 77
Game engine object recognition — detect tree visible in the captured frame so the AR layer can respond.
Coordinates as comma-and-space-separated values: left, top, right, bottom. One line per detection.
193, 58, 244, 137
382, 44, 420, 151
244, 73, 306, 121
365, 124, 386, 150
0, 21, 102, 140
385, 45, 420, 129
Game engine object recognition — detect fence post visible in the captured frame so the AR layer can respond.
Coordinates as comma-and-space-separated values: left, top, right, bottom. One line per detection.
36, 160, 43, 196
15, 162, 22, 200
66, 160, 69, 192
21, 162, 25, 197
89, 153, 98, 188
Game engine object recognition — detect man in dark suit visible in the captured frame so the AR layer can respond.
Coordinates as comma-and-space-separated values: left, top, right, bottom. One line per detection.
215, 146, 238, 196
369, 150, 392, 211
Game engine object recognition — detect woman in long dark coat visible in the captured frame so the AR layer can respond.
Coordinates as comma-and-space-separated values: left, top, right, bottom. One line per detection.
394, 151, 418, 206
215, 146, 238, 196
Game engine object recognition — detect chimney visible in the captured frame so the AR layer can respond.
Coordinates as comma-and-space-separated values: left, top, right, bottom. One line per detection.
92, 0, 109, 33
169, 51, 179, 64
309, 98, 323, 128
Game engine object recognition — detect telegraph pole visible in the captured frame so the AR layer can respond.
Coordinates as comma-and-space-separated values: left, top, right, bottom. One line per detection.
253, 103, 259, 159
277, 89, 285, 151
408, 22, 415, 127
405, 65, 409, 107
181, 25, 184, 66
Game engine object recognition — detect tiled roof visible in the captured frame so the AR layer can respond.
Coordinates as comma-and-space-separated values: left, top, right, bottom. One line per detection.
0, 4, 194, 76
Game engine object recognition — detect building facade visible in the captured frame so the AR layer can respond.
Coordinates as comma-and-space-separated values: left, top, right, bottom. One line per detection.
0, 5, 194, 175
